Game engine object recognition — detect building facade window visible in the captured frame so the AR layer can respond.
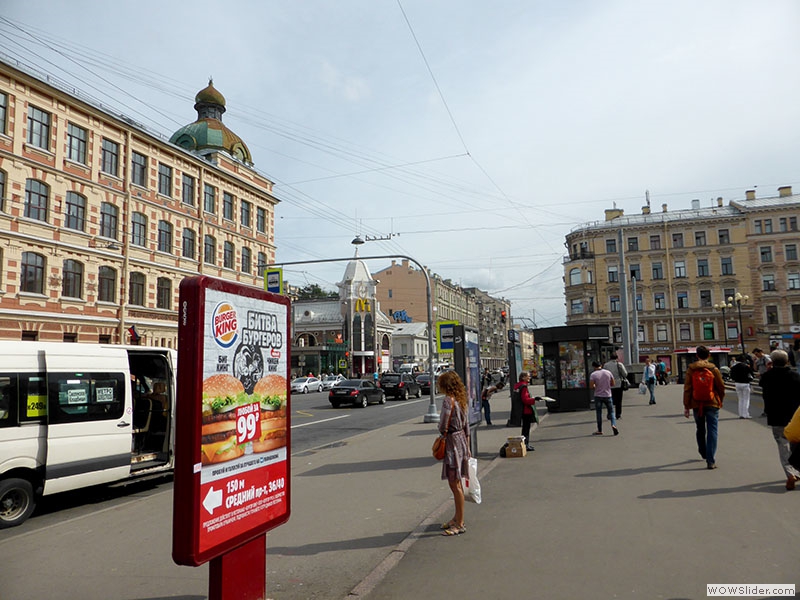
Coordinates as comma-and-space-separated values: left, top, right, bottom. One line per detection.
257, 252, 267, 274
677, 291, 689, 308
788, 273, 800, 290
67, 123, 87, 164
204, 235, 216, 265
630, 264, 641, 281
656, 324, 668, 341
610, 296, 620, 312
762, 274, 776, 291
635, 294, 643, 311
182, 174, 195, 206
241, 200, 252, 228
695, 231, 706, 246
606, 238, 616, 254
571, 299, 584, 314
182, 228, 196, 259
613, 326, 622, 343
703, 322, 714, 341
792, 305, 800, 323
156, 277, 172, 309
680, 323, 691, 341
654, 292, 666, 310
131, 212, 147, 247
64, 192, 86, 231
754, 220, 762, 234
241, 247, 251, 274
129, 272, 146, 306
786, 244, 798, 261
627, 236, 639, 252
790, 217, 798, 231
569, 268, 581, 285
700, 290, 712, 307
649, 235, 661, 250
0, 92, 6, 134
101, 138, 119, 176
223, 241, 235, 269
204, 184, 216, 213
674, 260, 686, 278
760, 246, 773, 263
765, 305, 779, 325
257, 207, 266, 233
779, 217, 787, 232
100, 202, 119, 239
21, 252, 45, 294
98, 266, 116, 302
158, 221, 173, 253
764, 219, 773, 233
697, 259, 710, 277
672, 233, 683, 248
158, 163, 172, 197
0, 170, 5, 212
62, 259, 83, 298
24, 179, 49, 222
721, 256, 733, 275
131, 152, 147, 187
607, 265, 618, 283
652, 262, 663, 280
223, 192, 234, 220
718, 229, 730, 244
27, 105, 51, 149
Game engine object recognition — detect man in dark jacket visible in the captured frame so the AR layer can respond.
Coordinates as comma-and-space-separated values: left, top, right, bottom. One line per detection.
683, 345, 726, 470
758, 349, 800, 490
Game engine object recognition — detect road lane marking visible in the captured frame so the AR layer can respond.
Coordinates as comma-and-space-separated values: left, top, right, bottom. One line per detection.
382, 398, 430, 409
291, 414, 350, 428
295, 410, 314, 417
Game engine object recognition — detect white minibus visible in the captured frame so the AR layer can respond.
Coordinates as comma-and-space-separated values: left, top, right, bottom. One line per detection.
0, 342, 176, 528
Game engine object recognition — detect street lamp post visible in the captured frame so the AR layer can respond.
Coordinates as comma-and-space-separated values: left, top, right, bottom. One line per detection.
713, 299, 732, 346
727, 293, 749, 354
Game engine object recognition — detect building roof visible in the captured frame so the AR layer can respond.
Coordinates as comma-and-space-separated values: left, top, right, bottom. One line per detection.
339, 257, 372, 285
169, 80, 253, 165
391, 322, 428, 337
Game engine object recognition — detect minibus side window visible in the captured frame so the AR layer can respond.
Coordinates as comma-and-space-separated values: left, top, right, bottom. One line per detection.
0, 375, 17, 427
48, 372, 125, 424
22, 375, 47, 422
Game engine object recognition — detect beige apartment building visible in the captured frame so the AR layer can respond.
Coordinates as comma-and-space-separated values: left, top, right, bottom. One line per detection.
0, 58, 278, 346
372, 259, 510, 368
564, 187, 800, 368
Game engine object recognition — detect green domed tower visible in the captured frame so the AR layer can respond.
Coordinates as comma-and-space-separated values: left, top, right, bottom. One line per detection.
169, 80, 253, 165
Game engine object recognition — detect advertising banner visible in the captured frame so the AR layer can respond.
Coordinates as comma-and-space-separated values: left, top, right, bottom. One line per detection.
174, 277, 291, 566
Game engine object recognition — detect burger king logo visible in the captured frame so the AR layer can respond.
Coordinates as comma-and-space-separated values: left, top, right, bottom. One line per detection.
212, 301, 239, 348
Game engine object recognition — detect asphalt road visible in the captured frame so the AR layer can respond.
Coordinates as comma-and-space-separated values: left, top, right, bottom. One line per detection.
3, 388, 439, 535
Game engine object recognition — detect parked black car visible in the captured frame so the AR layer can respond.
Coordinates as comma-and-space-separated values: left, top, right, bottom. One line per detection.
415, 372, 438, 394
380, 372, 421, 400
329, 379, 386, 408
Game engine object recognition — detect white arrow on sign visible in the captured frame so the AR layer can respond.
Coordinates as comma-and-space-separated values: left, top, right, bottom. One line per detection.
203, 486, 223, 514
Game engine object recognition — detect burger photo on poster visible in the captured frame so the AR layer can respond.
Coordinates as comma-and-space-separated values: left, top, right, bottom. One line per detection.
201, 373, 287, 465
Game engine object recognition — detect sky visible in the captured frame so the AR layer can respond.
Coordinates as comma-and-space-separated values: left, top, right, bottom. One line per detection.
3, 1, 800, 328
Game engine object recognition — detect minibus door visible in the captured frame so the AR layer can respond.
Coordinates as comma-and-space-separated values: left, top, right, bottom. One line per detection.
43, 353, 133, 495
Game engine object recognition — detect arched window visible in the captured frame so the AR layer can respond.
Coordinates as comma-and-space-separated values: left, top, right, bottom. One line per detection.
158, 221, 173, 253
64, 192, 86, 231
182, 228, 196, 259
223, 241, 235, 269
156, 277, 172, 309
131, 212, 147, 246
204, 235, 216, 265
129, 272, 146, 306
24, 179, 49, 222
62, 259, 84, 299
21, 252, 45, 294
241, 247, 251, 274
98, 266, 116, 303
569, 268, 582, 286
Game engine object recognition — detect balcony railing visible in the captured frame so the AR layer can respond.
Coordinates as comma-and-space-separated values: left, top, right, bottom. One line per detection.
562, 251, 595, 264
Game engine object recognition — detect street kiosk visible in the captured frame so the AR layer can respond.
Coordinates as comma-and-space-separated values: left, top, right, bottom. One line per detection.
673, 346, 731, 383
534, 325, 614, 412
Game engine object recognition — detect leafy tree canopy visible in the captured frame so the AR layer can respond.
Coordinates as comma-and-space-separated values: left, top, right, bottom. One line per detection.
296, 284, 338, 300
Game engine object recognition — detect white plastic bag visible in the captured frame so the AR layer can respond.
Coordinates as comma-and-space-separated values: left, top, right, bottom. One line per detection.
638, 381, 647, 395
462, 457, 482, 504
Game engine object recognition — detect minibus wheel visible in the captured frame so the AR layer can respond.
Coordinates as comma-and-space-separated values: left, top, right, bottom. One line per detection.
0, 478, 36, 529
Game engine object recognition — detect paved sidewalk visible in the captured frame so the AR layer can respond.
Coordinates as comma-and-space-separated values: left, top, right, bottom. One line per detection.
361, 383, 799, 600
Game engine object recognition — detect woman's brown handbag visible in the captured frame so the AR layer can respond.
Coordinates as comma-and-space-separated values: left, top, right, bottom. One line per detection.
432, 436, 446, 460
432, 401, 455, 460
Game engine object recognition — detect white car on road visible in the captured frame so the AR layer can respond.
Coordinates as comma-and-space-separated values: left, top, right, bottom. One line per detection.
291, 376, 323, 394
320, 374, 346, 391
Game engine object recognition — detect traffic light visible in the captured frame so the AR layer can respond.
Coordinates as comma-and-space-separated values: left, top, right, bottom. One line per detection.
500, 310, 507, 324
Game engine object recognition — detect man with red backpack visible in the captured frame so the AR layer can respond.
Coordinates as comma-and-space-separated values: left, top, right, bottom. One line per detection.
683, 345, 726, 470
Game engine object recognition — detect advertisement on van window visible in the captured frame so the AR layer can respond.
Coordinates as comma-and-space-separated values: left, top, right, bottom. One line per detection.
173, 277, 291, 566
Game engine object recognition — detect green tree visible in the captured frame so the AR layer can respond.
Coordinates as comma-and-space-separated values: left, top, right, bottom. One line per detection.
296, 284, 338, 299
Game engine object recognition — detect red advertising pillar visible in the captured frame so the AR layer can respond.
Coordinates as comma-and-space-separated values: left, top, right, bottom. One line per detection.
173, 276, 291, 600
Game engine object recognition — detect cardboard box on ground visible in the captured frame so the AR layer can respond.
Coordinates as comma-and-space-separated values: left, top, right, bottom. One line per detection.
505, 436, 527, 458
